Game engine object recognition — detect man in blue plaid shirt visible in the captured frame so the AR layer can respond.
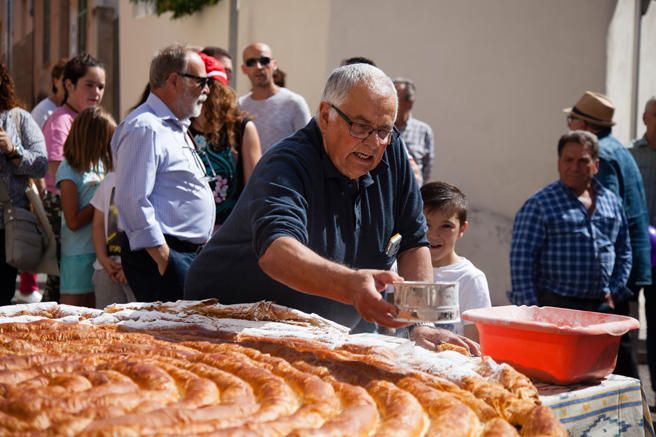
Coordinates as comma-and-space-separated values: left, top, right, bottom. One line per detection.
509, 131, 632, 309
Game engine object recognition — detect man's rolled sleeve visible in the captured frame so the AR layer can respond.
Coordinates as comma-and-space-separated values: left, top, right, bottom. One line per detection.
509, 199, 545, 305
250, 177, 309, 259
114, 126, 165, 250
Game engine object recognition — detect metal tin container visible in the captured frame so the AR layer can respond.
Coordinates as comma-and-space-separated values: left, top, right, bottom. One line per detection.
391, 281, 460, 324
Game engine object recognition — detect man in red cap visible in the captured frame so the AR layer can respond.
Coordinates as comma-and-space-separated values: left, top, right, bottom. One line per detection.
198, 52, 228, 87
190, 52, 262, 228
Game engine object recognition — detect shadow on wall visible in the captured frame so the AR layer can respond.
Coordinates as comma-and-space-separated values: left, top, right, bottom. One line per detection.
457, 205, 513, 306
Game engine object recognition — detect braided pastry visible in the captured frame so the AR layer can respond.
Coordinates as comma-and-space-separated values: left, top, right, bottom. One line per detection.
0, 302, 566, 436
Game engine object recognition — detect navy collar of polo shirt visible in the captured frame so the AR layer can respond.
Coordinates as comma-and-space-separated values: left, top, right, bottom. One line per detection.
313, 119, 393, 190
144, 92, 192, 131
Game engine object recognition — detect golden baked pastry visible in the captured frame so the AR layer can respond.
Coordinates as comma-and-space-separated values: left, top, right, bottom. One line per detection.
0, 301, 567, 436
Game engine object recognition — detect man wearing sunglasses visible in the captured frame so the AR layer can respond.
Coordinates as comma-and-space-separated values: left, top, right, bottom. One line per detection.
187, 63, 478, 355
238, 42, 311, 153
112, 44, 215, 303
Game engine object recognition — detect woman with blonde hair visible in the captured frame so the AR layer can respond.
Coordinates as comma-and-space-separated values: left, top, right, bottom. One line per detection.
190, 53, 262, 227
56, 106, 114, 307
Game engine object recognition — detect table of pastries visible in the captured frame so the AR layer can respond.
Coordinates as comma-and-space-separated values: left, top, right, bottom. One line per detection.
0, 300, 572, 436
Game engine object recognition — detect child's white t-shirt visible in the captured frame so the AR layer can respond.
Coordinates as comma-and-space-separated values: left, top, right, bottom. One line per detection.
433, 257, 491, 335
90, 172, 120, 271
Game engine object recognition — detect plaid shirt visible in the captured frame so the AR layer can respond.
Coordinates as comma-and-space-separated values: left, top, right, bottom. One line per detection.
509, 179, 632, 305
398, 116, 434, 182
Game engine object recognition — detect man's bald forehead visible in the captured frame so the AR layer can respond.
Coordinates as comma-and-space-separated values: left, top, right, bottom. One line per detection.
242, 42, 272, 60
646, 97, 656, 113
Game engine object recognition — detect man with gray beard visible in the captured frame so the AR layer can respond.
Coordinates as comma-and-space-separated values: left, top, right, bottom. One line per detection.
112, 44, 215, 302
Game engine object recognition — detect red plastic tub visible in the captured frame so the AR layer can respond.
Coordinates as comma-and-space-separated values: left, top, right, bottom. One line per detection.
462, 305, 640, 384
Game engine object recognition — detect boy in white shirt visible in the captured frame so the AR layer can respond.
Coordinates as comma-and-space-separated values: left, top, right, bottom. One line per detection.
90, 172, 135, 308
421, 181, 491, 341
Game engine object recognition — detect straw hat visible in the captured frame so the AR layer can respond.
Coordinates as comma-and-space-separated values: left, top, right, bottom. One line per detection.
563, 91, 615, 127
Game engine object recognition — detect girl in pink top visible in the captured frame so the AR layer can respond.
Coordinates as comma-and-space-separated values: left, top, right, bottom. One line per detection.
43, 54, 106, 194
40, 54, 106, 303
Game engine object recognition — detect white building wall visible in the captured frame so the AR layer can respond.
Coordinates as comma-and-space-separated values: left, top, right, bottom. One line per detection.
234, 0, 331, 113
637, 2, 656, 138
607, 0, 637, 145
117, 0, 231, 118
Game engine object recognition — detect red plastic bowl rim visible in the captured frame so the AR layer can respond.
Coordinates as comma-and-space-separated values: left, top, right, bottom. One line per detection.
461, 305, 639, 336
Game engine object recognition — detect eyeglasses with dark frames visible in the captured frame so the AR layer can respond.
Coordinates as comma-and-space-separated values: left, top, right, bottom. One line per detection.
178, 72, 211, 88
329, 103, 393, 143
244, 56, 272, 67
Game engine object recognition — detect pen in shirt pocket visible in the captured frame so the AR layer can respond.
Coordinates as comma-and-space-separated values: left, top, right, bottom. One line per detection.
385, 233, 402, 257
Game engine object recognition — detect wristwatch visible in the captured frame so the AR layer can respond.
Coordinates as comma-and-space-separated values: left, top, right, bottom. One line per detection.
408, 322, 435, 332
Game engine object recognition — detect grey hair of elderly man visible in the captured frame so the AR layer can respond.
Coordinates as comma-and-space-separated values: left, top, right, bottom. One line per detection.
149, 44, 195, 90
319, 63, 398, 120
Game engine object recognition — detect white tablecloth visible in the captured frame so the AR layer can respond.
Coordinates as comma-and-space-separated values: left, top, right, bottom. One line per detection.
538, 374, 654, 436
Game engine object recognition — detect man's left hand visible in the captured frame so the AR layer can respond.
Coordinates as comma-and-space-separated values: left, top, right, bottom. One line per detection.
410, 325, 481, 356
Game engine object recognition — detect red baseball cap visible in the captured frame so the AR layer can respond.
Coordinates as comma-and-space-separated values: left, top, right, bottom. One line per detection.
198, 52, 228, 86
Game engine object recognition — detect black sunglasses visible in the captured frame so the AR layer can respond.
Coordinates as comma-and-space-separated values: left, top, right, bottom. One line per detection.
244, 56, 272, 67
178, 72, 211, 88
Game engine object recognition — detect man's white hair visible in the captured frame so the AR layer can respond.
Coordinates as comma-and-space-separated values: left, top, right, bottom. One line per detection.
320, 64, 397, 119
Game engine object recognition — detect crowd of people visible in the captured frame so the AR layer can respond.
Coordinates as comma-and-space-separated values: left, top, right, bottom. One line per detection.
1, 41, 655, 388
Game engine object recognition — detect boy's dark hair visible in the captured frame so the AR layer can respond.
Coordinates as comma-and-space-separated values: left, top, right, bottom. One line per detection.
420, 181, 468, 225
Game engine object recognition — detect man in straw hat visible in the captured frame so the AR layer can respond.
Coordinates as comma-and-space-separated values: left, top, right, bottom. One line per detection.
563, 91, 651, 379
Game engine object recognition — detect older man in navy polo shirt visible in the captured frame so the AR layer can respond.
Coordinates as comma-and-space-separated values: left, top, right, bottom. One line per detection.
186, 64, 476, 353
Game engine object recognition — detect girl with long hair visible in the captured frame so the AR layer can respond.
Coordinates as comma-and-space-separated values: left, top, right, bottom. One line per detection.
41, 53, 105, 303
56, 107, 114, 307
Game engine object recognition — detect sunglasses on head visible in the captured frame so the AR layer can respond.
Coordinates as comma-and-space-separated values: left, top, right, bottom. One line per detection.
244, 56, 271, 67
